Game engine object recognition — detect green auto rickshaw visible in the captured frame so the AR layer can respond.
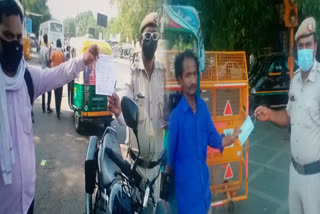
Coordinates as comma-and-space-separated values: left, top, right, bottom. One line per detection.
68, 37, 113, 132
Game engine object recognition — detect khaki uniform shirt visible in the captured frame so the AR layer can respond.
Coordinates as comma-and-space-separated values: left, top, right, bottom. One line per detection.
121, 59, 165, 161
118, 59, 165, 203
287, 60, 320, 164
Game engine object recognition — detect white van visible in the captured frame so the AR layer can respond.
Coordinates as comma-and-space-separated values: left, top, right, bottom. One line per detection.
39, 20, 64, 48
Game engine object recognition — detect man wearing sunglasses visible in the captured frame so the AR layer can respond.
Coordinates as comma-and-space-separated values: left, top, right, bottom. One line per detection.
107, 12, 165, 212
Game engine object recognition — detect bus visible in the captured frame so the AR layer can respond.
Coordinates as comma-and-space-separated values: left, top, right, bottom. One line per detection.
39, 20, 64, 48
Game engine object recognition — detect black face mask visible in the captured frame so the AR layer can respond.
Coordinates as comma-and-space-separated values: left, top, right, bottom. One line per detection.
142, 39, 157, 60
0, 37, 23, 73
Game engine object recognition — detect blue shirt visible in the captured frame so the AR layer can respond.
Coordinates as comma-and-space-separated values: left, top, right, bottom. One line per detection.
168, 95, 224, 214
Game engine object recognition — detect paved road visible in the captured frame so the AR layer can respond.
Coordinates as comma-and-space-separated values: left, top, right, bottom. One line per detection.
212, 121, 290, 214
28, 55, 130, 214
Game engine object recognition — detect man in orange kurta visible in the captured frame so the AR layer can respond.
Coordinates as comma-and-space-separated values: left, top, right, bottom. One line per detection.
50, 39, 65, 119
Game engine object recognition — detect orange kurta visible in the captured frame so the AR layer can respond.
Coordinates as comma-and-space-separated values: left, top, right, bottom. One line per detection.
50, 50, 65, 67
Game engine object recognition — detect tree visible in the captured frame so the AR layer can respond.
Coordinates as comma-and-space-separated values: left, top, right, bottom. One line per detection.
63, 18, 76, 38
168, 0, 283, 56
167, 0, 320, 57
106, 0, 164, 43
75, 11, 97, 37
64, 11, 107, 40
24, 0, 51, 36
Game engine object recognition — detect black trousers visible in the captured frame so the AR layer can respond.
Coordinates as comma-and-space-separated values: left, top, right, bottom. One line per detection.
27, 199, 34, 214
42, 91, 52, 111
54, 87, 63, 116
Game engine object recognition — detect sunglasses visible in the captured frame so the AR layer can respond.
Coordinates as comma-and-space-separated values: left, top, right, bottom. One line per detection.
142, 32, 160, 41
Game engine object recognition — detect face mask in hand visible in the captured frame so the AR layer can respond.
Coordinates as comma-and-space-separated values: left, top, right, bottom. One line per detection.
0, 37, 23, 74
238, 115, 255, 145
142, 39, 157, 60
298, 49, 314, 72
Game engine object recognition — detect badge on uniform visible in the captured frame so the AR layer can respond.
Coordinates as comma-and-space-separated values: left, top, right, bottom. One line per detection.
137, 92, 145, 99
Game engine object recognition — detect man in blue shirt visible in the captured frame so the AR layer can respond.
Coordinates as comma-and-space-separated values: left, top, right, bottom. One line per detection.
166, 51, 241, 214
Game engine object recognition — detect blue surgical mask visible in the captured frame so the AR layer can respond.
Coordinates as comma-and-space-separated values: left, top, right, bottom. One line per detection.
298, 49, 314, 72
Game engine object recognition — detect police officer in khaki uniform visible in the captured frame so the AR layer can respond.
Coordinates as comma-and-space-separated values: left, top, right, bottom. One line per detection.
255, 17, 320, 214
107, 12, 165, 213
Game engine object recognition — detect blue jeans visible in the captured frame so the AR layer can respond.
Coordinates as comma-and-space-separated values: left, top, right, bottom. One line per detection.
167, 181, 178, 214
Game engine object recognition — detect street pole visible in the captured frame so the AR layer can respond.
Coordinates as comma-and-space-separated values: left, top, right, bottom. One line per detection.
284, 0, 298, 80
289, 27, 294, 79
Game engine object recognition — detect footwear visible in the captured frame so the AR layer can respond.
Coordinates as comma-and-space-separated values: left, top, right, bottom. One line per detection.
42, 109, 46, 113
57, 115, 60, 120
47, 108, 53, 113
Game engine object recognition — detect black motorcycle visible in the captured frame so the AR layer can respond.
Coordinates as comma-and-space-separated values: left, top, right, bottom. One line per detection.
84, 96, 166, 214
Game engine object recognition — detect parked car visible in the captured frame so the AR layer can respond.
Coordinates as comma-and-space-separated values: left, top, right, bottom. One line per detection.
249, 53, 298, 114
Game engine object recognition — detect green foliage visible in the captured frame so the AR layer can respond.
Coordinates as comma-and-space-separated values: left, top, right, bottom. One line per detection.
24, 0, 51, 36
75, 11, 96, 37
22, 0, 320, 53
63, 18, 76, 38
168, 0, 282, 55
168, 0, 320, 56
63, 11, 107, 40
106, 0, 164, 43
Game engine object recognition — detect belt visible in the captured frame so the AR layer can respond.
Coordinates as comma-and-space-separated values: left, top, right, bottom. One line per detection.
129, 149, 158, 169
291, 157, 320, 175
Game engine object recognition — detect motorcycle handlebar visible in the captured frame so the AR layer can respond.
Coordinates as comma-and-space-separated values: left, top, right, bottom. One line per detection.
105, 147, 165, 202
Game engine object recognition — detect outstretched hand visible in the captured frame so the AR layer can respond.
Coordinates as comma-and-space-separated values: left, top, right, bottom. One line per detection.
83, 44, 99, 66
232, 127, 241, 140
254, 106, 271, 122
222, 127, 242, 148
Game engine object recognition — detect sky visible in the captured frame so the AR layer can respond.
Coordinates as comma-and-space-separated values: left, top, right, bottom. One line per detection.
47, 0, 118, 22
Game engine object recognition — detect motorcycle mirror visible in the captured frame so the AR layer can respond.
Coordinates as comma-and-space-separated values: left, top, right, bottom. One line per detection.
121, 96, 141, 173
121, 96, 139, 130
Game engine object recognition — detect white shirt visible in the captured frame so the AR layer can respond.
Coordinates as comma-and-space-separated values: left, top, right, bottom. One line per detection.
287, 60, 320, 164
39, 45, 49, 69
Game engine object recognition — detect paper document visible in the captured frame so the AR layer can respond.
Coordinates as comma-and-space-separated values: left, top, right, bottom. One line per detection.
238, 116, 255, 145
95, 54, 116, 96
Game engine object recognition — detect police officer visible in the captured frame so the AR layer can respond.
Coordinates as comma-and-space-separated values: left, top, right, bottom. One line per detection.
107, 12, 165, 213
255, 17, 320, 214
